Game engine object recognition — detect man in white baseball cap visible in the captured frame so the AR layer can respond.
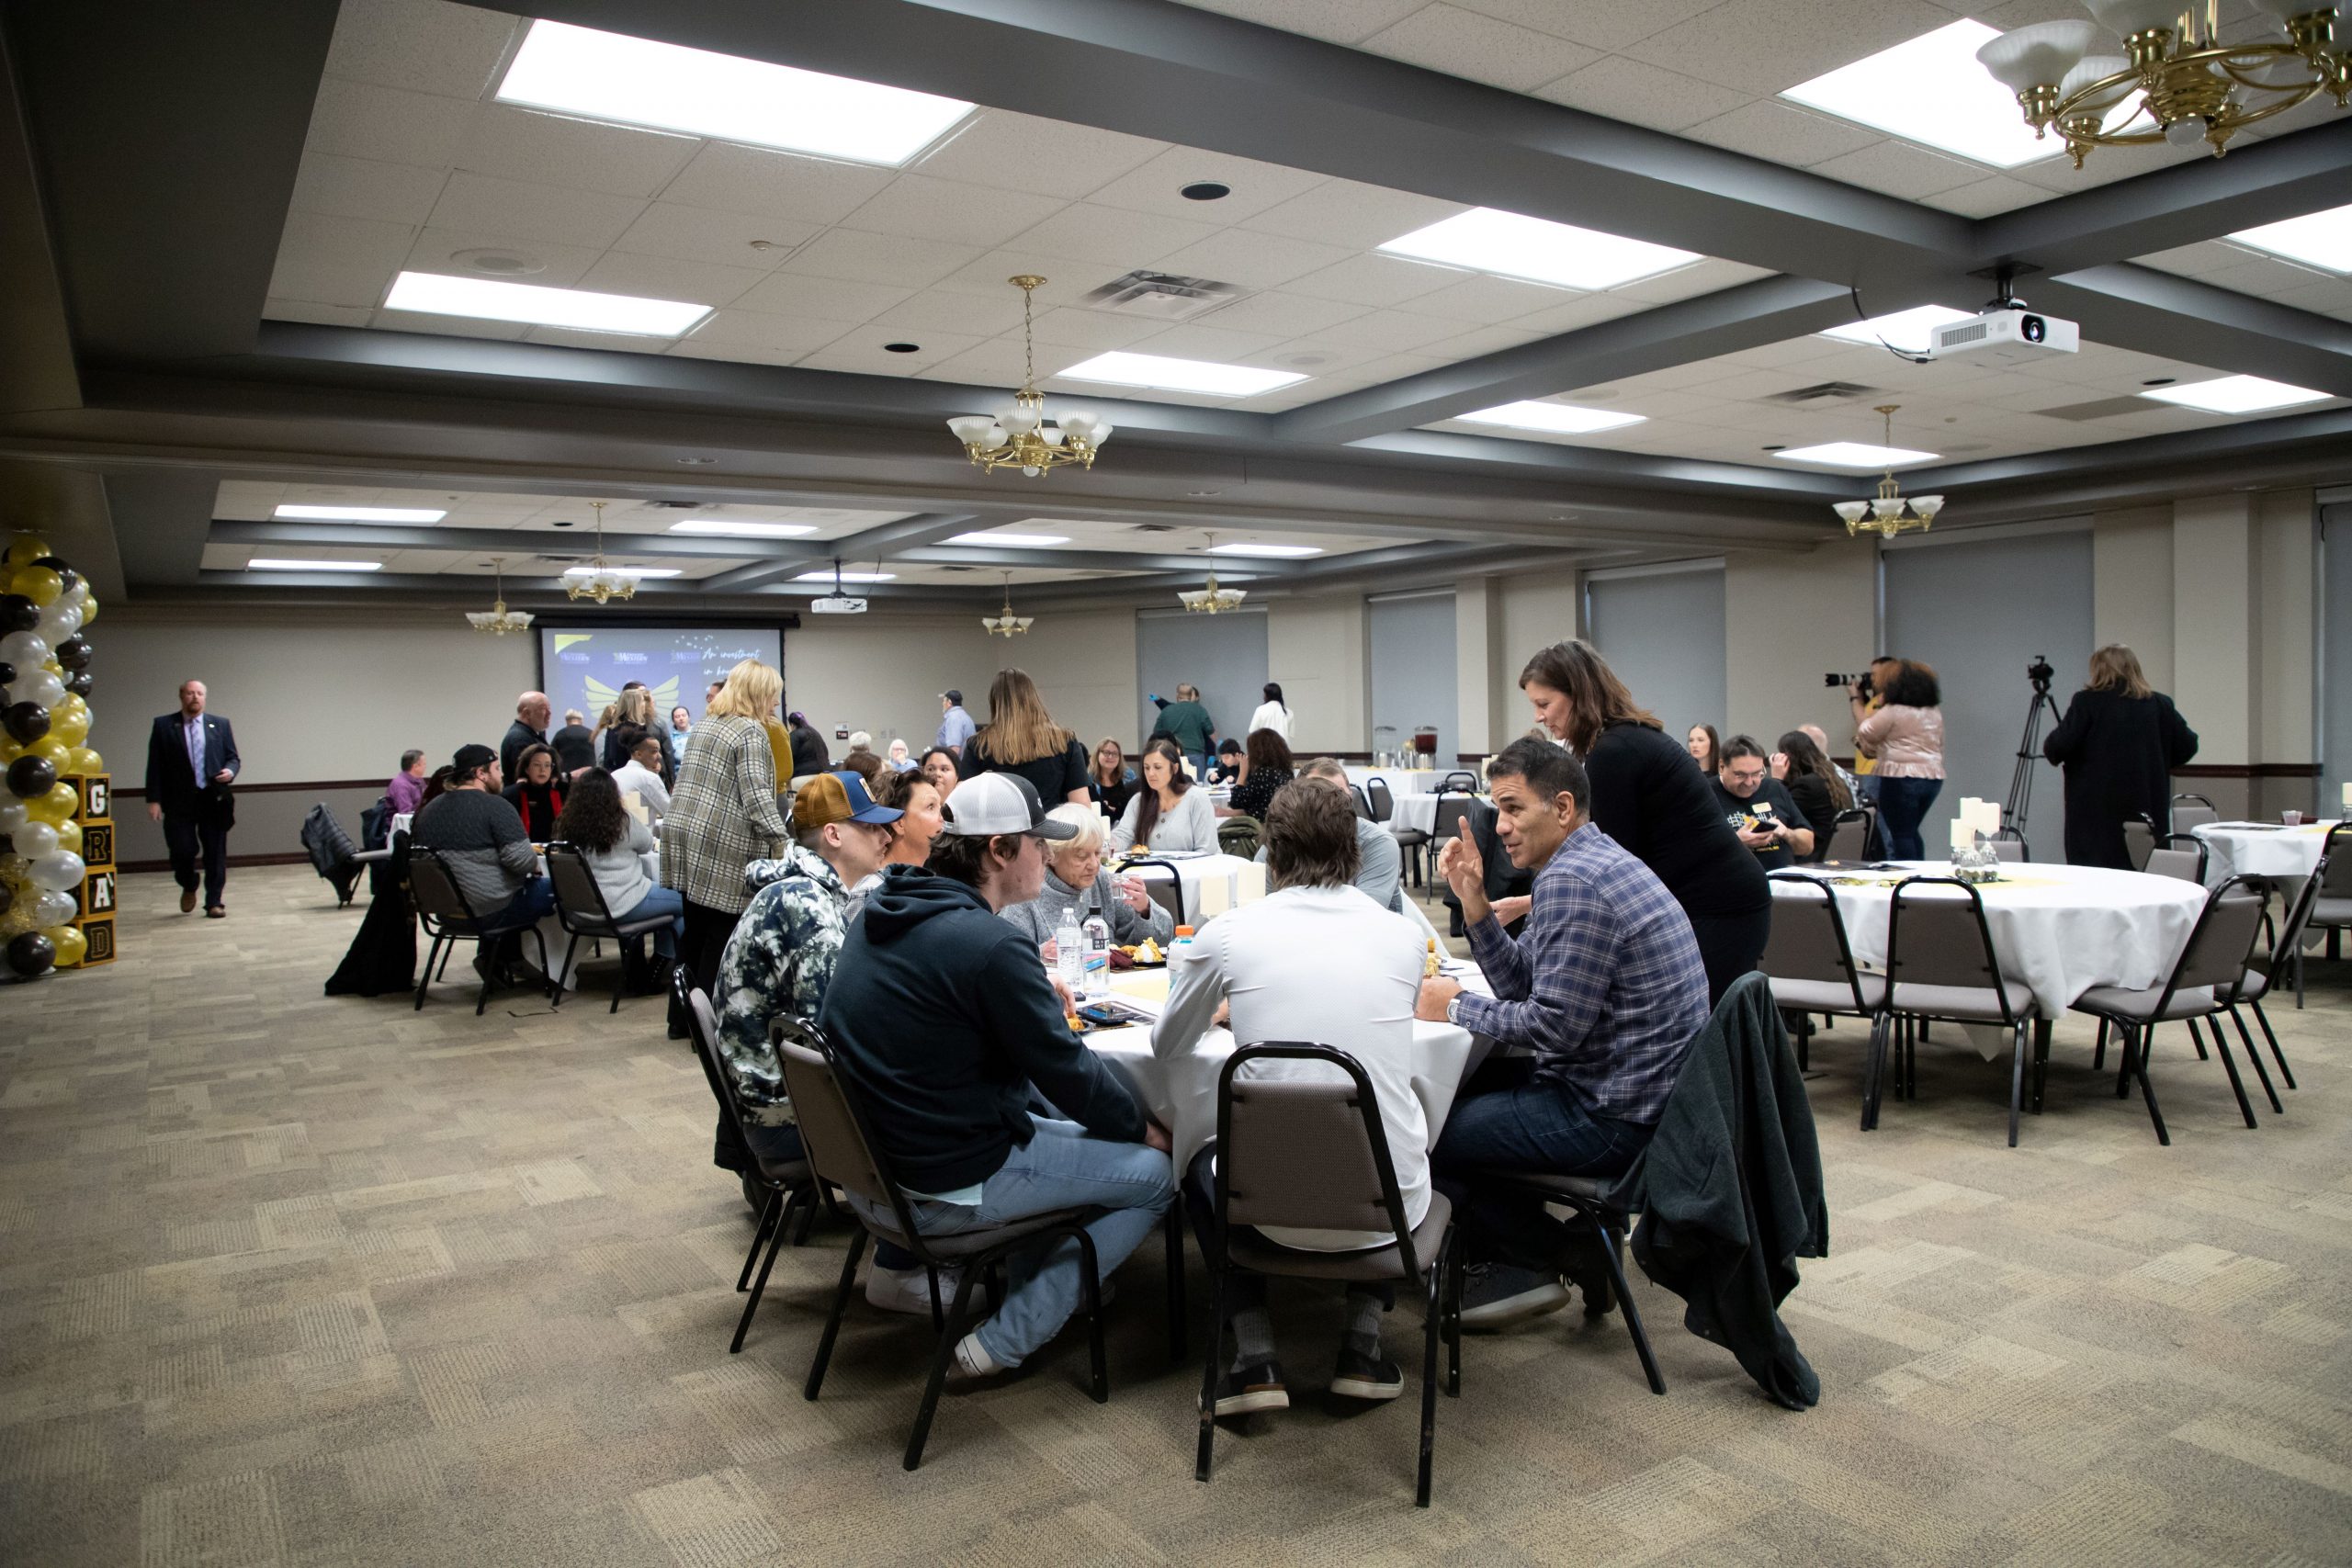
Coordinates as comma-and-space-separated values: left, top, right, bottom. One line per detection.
819, 769, 1173, 1383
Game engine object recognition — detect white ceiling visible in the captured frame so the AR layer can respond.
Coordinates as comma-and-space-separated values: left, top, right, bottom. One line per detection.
214, 479, 910, 537
966, 517, 1407, 558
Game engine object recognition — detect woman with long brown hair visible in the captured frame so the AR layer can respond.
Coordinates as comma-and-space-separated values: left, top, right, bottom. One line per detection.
1771, 729, 1849, 863
1087, 737, 1136, 820
1518, 638, 1770, 1003
1108, 737, 1217, 854
957, 667, 1090, 806
2042, 643, 2199, 868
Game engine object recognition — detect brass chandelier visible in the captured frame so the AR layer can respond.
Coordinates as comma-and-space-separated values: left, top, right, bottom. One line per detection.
1976, 1, 2348, 166
1179, 532, 1248, 615
980, 573, 1034, 637
564, 501, 639, 604
947, 276, 1114, 478
1833, 407, 1945, 538
466, 557, 535, 635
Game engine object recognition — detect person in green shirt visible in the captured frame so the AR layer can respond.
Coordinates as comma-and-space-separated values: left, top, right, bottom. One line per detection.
1149, 682, 1217, 777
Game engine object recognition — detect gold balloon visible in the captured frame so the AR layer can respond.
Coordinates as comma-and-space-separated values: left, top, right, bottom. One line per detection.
0, 739, 19, 764
41, 660, 62, 675
9, 566, 62, 606
63, 746, 102, 775
49, 706, 88, 748
44, 924, 86, 968
76, 594, 96, 625
26, 737, 68, 769
0, 903, 33, 938
2, 536, 51, 569
53, 819, 82, 856
27, 783, 77, 825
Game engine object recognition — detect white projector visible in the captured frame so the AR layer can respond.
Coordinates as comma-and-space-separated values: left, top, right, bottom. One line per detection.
808, 594, 867, 615
1927, 307, 2078, 365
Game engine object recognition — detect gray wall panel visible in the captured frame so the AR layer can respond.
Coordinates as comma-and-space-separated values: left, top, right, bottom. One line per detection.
1136, 608, 1268, 753
1586, 567, 1727, 746
1369, 592, 1458, 764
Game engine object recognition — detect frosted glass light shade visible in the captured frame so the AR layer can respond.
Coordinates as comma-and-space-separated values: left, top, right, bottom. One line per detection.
1911, 495, 1946, 520
2086, 0, 2192, 38
1975, 19, 2098, 90
1871, 498, 1904, 520
1833, 501, 1871, 524
2060, 54, 2135, 108
948, 415, 997, 445
1001, 404, 1041, 435
2246, 0, 2339, 20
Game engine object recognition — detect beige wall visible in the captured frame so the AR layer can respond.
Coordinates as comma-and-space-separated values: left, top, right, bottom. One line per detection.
2173, 495, 2256, 766
1722, 536, 1880, 751
2255, 489, 2316, 769
1496, 565, 1580, 691
1454, 577, 1506, 755
2090, 504, 2176, 691
1266, 594, 1367, 752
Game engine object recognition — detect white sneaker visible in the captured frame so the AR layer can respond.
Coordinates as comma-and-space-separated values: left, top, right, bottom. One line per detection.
946, 1330, 1005, 1383
865, 1262, 956, 1317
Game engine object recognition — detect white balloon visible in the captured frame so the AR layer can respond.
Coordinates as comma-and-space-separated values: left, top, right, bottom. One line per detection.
0, 802, 26, 836
35, 604, 79, 643
11, 820, 57, 857
60, 578, 87, 606
30, 888, 75, 929
21, 671, 64, 709
0, 631, 48, 670
27, 851, 84, 893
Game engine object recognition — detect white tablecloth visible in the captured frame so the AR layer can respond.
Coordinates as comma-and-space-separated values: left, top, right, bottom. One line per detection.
1345, 766, 1445, 797
2192, 821, 2336, 886
1083, 961, 1494, 1173
1386, 793, 1487, 838
1770, 861, 2206, 1021
1119, 852, 1258, 925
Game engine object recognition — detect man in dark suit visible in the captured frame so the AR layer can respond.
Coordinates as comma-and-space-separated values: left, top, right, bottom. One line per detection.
145, 679, 241, 917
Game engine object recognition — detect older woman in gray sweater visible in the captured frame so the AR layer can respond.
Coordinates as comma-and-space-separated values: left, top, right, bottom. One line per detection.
1001, 804, 1176, 948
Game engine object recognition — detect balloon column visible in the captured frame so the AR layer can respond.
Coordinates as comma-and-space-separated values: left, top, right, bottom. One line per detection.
1, 531, 106, 981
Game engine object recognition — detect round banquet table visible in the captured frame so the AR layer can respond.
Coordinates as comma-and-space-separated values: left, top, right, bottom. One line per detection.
2191, 820, 2339, 887
1386, 792, 1486, 839
1770, 861, 2207, 1022
1117, 851, 1257, 924
1083, 960, 1496, 1173
1345, 765, 1444, 798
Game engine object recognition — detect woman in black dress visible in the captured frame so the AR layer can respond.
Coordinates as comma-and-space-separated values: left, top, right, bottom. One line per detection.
2042, 644, 2199, 869
1773, 728, 1850, 863
1519, 639, 1771, 1004
1221, 728, 1295, 822
956, 667, 1090, 806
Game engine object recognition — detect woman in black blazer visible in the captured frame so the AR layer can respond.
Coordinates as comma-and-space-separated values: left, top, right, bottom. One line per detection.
2042, 644, 2198, 869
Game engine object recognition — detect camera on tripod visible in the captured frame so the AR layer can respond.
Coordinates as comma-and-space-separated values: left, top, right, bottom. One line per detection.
2026, 654, 2054, 693
1825, 670, 1873, 696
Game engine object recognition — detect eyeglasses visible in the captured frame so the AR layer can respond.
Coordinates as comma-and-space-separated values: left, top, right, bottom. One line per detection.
1726, 769, 1766, 784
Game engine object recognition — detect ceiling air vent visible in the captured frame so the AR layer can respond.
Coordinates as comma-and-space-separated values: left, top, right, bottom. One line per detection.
1764, 381, 1883, 404
1084, 270, 1246, 321
1131, 524, 1179, 533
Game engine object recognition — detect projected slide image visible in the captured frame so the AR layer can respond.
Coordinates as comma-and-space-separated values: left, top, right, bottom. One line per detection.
539, 626, 783, 723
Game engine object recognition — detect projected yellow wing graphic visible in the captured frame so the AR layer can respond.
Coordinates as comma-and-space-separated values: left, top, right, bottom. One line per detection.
584, 677, 621, 710
648, 677, 680, 708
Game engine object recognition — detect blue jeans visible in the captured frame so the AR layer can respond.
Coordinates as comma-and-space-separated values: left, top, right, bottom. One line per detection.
857, 1115, 1173, 1367
1874, 775, 1942, 861
1431, 1061, 1654, 1272
617, 885, 685, 960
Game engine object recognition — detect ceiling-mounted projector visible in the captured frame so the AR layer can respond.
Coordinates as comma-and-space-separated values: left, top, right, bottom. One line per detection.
1927, 306, 2077, 365
808, 594, 866, 615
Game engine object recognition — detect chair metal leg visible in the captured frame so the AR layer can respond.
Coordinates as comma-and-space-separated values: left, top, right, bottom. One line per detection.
1076, 1227, 1108, 1404
551, 932, 579, 1010
415, 934, 442, 1010
608, 938, 628, 1014
473, 939, 496, 1016
804, 1227, 868, 1401
1904, 1015, 1918, 1101
1417, 1239, 1442, 1508
1594, 1218, 1666, 1395
525, 927, 553, 999
1443, 1234, 1464, 1398
2030, 1019, 2052, 1113
2007, 1021, 2026, 1148
1860, 1013, 1891, 1132
731, 1195, 794, 1354
1163, 1191, 1188, 1365
738, 1188, 782, 1291
2092, 1017, 2109, 1071
437, 940, 458, 980
2131, 1026, 2170, 1146
789, 1190, 819, 1246
2226, 1005, 2282, 1115
1196, 1269, 1227, 1483
2247, 998, 2296, 1089
2205, 1014, 2258, 1129
2185, 1016, 2210, 1060
927, 1268, 944, 1334
904, 1258, 988, 1472
2114, 1017, 2137, 1099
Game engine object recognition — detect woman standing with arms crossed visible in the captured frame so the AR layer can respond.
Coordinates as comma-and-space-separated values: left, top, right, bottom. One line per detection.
2041, 644, 2198, 869
1853, 660, 1946, 862
1517, 639, 1770, 1004
661, 659, 790, 1034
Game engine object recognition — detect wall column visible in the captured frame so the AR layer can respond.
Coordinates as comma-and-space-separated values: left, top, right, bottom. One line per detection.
1454, 576, 1503, 761
2172, 495, 2257, 817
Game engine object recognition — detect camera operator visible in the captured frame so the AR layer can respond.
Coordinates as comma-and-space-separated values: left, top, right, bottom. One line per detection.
1853, 660, 1945, 860
2041, 644, 2199, 869
1839, 657, 1900, 806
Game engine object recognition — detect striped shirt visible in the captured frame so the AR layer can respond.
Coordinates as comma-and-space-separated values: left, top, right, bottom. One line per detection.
1453, 823, 1708, 1125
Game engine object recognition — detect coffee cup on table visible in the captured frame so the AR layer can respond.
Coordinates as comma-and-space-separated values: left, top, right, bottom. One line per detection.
2281, 810, 2303, 826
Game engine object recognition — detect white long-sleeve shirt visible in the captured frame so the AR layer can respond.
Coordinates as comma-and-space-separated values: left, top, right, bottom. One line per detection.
1247, 700, 1293, 741
1152, 885, 1430, 1251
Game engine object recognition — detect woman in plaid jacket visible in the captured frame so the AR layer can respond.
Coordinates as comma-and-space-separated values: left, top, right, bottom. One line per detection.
662, 659, 791, 1027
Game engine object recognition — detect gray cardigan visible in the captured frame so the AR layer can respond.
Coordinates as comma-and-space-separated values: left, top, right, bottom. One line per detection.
1000, 867, 1176, 947
1108, 785, 1216, 854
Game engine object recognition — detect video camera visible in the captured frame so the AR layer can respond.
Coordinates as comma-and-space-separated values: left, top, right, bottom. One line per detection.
1825, 670, 1874, 696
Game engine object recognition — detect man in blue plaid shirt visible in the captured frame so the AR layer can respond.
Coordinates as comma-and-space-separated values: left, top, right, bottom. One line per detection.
1416, 737, 1709, 1329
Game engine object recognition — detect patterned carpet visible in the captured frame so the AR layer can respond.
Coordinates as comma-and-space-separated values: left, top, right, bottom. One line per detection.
4, 863, 2349, 1567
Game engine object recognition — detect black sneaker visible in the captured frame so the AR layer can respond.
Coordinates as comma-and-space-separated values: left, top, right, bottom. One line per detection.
1329, 1347, 1404, 1402
1213, 1360, 1289, 1417
1562, 1232, 1617, 1320
1456, 1261, 1572, 1330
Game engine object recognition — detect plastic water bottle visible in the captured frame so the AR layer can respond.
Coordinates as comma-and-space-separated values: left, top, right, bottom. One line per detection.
1170, 925, 1195, 965
1056, 908, 1083, 996
1082, 906, 1112, 998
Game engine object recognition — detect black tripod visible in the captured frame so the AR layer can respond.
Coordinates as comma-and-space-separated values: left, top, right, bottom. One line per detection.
2003, 656, 2063, 848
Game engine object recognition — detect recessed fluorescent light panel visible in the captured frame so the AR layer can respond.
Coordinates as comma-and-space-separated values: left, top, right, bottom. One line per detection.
794, 570, 895, 583
564, 565, 684, 580
1454, 400, 1645, 435
1818, 305, 1978, 355
1057, 352, 1306, 398
272, 503, 448, 524
1377, 209, 1701, 291
1772, 441, 1939, 468
1205, 543, 1323, 558
383, 272, 711, 335
1786, 20, 2089, 168
947, 532, 1070, 547
247, 558, 384, 571
667, 519, 819, 538
497, 19, 975, 166
2227, 202, 2352, 274
2138, 375, 2330, 414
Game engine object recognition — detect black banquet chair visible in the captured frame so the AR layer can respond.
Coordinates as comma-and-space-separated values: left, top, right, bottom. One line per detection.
405, 845, 552, 1015
543, 841, 675, 1013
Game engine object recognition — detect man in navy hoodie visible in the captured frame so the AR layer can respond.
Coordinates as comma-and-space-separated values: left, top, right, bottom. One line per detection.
820, 772, 1173, 1382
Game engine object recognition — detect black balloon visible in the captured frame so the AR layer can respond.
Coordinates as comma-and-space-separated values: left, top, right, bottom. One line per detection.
6, 931, 54, 978
2, 702, 47, 745
0, 660, 14, 689
53, 637, 91, 671
0, 594, 34, 633
63, 671, 92, 697
30, 557, 77, 595
6, 754, 56, 800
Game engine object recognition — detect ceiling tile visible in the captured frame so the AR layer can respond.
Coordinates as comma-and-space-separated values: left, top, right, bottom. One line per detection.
1115, 321, 1290, 360
1238, 179, 1465, 252
572, 251, 771, 308
1923, 175, 2053, 218
1149, 229, 1356, 289
933, 253, 1116, 306
1081, 146, 1328, 223
303, 79, 478, 169
1623, 0, 1953, 94
910, 110, 1169, 198
776, 228, 987, 290
323, 0, 518, 98
912, 340, 1035, 387
1808, 141, 1988, 200
268, 210, 419, 308
425, 172, 647, 250
668, 336, 823, 368
401, 225, 605, 288
729, 272, 911, 322
838, 175, 1069, 250
368, 307, 527, 340
1408, 272, 1582, 324
288, 152, 447, 227
1284, 252, 1463, 308
868, 291, 1032, 337
449, 105, 701, 199
1447, 0, 1729, 52
1361, 5, 1603, 93
1001, 203, 1224, 268
1680, 98, 1882, 165
1289, 309, 1460, 354
606, 203, 818, 270
1192, 290, 1370, 337
658, 143, 896, 226
264, 299, 375, 328
522, 324, 679, 352
797, 330, 988, 376
1507, 292, 1651, 334
1021, 307, 1172, 351
1611, 258, 1775, 305
1161, 0, 1428, 48
1532, 57, 1751, 132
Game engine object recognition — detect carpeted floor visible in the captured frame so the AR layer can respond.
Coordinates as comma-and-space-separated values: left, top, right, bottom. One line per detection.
4, 863, 2349, 1566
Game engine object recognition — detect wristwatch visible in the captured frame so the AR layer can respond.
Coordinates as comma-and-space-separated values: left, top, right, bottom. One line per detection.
1444, 995, 1463, 1025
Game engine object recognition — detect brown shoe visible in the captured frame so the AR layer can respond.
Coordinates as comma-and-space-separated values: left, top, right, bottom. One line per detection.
206, 906, 226, 919
181, 887, 197, 913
